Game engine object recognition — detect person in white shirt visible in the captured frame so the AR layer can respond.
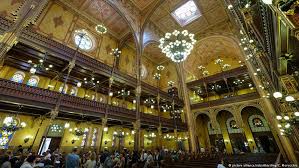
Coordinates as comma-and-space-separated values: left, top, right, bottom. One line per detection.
217, 159, 226, 168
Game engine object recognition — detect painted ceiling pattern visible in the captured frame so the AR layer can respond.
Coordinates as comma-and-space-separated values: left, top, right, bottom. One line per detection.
40, 0, 239, 75
66, 0, 130, 38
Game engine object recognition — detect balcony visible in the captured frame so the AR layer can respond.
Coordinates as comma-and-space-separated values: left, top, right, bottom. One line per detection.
0, 79, 187, 130
191, 92, 260, 109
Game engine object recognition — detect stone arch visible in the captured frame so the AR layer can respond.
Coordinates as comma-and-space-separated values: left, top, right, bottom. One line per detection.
104, 0, 141, 52
238, 103, 264, 114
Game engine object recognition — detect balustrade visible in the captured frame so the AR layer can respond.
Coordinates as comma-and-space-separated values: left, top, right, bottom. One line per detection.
0, 79, 187, 130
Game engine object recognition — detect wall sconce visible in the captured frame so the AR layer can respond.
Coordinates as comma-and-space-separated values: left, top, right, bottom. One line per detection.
248, 139, 253, 144
224, 139, 229, 144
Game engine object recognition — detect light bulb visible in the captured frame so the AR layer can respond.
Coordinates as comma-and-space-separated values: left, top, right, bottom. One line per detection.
109, 92, 113, 97
64, 123, 70, 128
294, 112, 299, 117
77, 82, 82, 87
277, 124, 282, 128
30, 67, 36, 74
20, 122, 26, 128
262, 0, 272, 4
276, 115, 282, 120
285, 96, 295, 102
104, 127, 108, 132
273, 92, 282, 99
284, 116, 290, 120
285, 123, 291, 128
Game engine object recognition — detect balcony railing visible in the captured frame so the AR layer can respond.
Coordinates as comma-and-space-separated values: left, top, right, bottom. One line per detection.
191, 92, 260, 109
0, 79, 187, 130
0, 16, 183, 106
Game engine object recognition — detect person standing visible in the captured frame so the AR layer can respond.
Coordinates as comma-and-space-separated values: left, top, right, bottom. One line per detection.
20, 155, 36, 168
65, 148, 80, 168
84, 152, 96, 168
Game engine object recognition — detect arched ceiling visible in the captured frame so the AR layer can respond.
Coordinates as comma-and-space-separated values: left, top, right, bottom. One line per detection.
143, 43, 167, 64
64, 0, 130, 38
185, 36, 243, 77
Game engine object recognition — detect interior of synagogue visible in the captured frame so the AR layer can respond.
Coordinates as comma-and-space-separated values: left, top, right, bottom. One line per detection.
0, 0, 298, 167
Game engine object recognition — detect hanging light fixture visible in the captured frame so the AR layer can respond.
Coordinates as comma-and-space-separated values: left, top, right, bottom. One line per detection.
273, 92, 283, 99
159, 30, 196, 63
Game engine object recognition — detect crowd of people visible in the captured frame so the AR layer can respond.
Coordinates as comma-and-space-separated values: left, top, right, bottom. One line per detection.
0, 146, 224, 168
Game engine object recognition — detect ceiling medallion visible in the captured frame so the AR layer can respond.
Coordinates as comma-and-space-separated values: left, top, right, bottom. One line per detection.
159, 30, 196, 63
95, 24, 107, 34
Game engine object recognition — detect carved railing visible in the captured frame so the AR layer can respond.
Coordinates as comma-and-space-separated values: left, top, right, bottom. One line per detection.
0, 79, 187, 130
191, 92, 260, 109
187, 66, 248, 88
0, 16, 183, 106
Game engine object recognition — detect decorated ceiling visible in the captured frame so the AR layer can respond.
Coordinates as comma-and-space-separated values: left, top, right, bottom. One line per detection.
0, 0, 243, 83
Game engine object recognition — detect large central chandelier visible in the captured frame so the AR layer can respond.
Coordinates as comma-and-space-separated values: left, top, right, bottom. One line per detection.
159, 30, 196, 63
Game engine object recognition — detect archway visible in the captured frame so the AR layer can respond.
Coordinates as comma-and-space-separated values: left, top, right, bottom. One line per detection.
216, 110, 249, 154
195, 113, 211, 151
241, 106, 279, 153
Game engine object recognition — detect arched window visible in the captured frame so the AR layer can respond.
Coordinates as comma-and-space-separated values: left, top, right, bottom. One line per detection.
10, 71, 25, 83
248, 115, 270, 132
207, 121, 221, 135
226, 117, 242, 133
91, 95, 96, 101
26, 75, 39, 87
59, 84, 68, 94
73, 29, 95, 51
70, 87, 78, 96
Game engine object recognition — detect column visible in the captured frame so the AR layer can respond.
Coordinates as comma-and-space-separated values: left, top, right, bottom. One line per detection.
177, 63, 198, 153
0, 0, 49, 67
245, 56, 297, 163
134, 42, 142, 151
157, 125, 162, 149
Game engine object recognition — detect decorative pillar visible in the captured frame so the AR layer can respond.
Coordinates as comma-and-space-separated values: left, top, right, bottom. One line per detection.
157, 125, 162, 149
244, 56, 297, 163
233, 106, 256, 152
0, 0, 49, 68
98, 117, 107, 152
176, 63, 198, 153
133, 120, 141, 151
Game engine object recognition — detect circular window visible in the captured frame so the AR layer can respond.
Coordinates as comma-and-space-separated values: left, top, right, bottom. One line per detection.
73, 29, 94, 51
141, 64, 148, 79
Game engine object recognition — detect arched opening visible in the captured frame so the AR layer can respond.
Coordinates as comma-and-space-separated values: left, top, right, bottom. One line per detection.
216, 110, 248, 154
195, 113, 211, 151
241, 106, 279, 153
10, 71, 25, 83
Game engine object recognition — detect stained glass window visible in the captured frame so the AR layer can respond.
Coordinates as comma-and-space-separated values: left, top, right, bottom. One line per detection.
59, 85, 68, 94
27, 76, 39, 87
11, 71, 25, 83
70, 87, 78, 96
252, 118, 264, 127
74, 30, 94, 51
0, 131, 13, 149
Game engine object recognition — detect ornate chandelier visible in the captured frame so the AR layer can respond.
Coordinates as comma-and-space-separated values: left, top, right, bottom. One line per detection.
159, 30, 196, 63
